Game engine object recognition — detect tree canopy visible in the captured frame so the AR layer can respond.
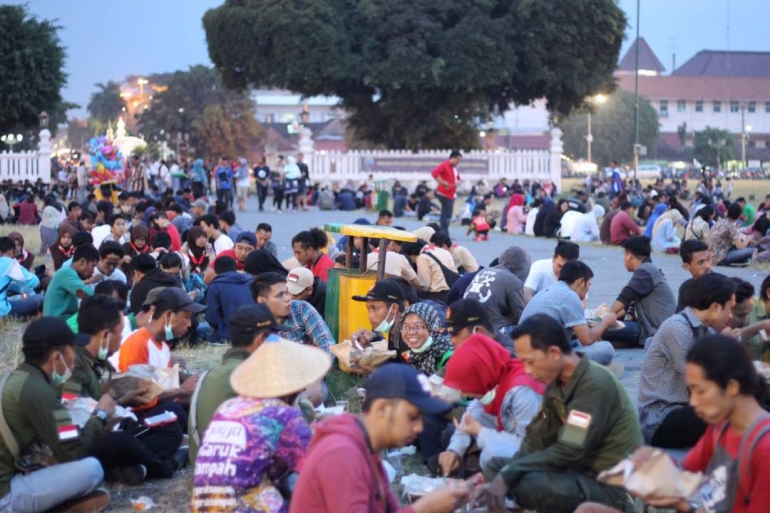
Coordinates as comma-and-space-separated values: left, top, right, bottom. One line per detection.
0, 5, 69, 140
693, 127, 735, 168
560, 90, 660, 167
87, 81, 124, 127
203, 0, 626, 150
137, 65, 264, 159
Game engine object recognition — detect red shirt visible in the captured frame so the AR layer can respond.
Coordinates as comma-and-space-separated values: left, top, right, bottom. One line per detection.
309, 253, 335, 282
683, 420, 770, 513
431, 160, 460, 200
165, 224, 182, 251
609, 211, 641, 245
212, 249, 245, 271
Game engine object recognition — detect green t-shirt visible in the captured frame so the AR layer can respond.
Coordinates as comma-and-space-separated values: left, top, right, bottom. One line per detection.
66, 311, 137, 334
43, 267, 92, 318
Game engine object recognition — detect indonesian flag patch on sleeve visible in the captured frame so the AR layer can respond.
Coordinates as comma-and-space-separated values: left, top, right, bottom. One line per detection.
57, 424, 78, 441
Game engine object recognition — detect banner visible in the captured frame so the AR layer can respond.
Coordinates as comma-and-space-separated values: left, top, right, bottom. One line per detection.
361, 156, 489, 174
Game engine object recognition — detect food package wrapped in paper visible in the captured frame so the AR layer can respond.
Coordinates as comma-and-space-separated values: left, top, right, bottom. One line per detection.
400, 474, 447, 498
62, 396, 137, 427
598, 450, 703, 499
331, 340, 396, 372
585, 303, 625, 330
105, 364, 180, 402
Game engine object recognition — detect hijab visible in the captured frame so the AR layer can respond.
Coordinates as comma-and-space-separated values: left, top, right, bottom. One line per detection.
129, 225, 150, 254
652, 209, 684, 240
401, 303, 453, 376
50, 224, 76, 270
444, 334, 546, 430
508, 193, 526, 208
8, 232, 32, 270
244, 249, 288, 276
644, 203, 668, 238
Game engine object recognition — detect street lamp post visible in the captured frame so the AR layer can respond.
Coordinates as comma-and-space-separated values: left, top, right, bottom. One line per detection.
586, 94, 606, 164
0, 134, 23, 152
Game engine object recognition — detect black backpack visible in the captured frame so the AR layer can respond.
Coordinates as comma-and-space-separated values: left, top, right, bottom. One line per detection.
424, 251, 460, 287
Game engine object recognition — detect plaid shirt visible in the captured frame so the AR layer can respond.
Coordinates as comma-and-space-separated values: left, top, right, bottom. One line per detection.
638, 308, 711, 441
279, 300, 336, 354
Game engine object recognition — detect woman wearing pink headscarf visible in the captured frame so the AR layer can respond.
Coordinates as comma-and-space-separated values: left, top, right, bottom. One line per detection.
505, 194, 527, 234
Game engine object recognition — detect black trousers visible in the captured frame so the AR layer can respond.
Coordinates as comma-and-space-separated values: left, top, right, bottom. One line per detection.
651, 405, 707, 449
438, 195, 454, 232
257, 185, 268, 210
90, 401, 184, 478
273, 189, 285, 210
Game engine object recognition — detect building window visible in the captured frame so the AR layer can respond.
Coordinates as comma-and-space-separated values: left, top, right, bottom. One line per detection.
730, 101, 739, 113
713, 101, 721, 113
765, 101, 770, 113
677, 100, 686, 112
659, 100, 668, 116
748, 101, 756, 113
757, 140, 766, 149
695, 101, 704, 112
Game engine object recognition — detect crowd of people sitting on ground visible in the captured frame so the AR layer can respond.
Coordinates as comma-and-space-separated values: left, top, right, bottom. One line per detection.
1, 161, 770, 512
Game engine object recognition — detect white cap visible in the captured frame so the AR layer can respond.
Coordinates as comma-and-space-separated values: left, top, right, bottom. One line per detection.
649, 189, 659, 198
286, 267, 314, 295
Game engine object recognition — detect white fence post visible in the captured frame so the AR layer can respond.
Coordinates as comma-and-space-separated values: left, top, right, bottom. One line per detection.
38, 128, 52, 183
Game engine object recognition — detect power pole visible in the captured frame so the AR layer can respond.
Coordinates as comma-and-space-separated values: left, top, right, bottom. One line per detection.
633, 0, 640, 181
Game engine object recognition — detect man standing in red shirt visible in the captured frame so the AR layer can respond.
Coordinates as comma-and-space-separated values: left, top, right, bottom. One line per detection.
431, 150, 462, 232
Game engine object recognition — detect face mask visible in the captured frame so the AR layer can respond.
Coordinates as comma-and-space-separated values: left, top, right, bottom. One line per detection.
374, 305, 395, 334
410, 336, 434, 354
52, 354, 72, 386
164, 314, 175, 341
479, 387, 497, 406
97, 332, 110, 361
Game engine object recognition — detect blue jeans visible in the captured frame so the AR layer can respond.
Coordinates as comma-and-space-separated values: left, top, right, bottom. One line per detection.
718, 247, 754, 266
438, 195, 454, 232
602, 320, 643, 347
8, 294, 44, 318
570, 339, 615, 365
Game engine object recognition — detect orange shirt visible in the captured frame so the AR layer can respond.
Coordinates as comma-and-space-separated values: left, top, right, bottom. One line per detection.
118, 327, 172, 372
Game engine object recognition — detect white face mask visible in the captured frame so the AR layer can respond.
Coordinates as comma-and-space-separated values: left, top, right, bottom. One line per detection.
52, 353, 72, 386
164, 313, 175, 341
410, 336, 434, 354
374, 304, 396, 335
97, 332, 110, 361
479, 387, 497, 406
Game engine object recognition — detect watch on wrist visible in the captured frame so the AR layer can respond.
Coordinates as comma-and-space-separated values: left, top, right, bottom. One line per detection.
92, 408, 109, 422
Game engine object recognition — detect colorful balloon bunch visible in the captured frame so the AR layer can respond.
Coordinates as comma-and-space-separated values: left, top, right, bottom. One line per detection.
87, 136, 125, 184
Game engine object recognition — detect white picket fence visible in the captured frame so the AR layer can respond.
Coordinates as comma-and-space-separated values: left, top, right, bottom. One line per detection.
307, 128, 563, 191
0, 129, 53, 183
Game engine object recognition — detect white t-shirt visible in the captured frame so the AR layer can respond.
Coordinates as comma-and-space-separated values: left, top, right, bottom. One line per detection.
212, 233, 234, 255
524, 258, 556, 295
525, 208, 539, 236
558, 210, 583, 238
92, 266, 127, 284
91, 224, 111, 249
570, 213, 600, 242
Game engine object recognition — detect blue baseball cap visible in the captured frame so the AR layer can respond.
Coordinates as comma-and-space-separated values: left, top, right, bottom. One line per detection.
363, 364, 451, 415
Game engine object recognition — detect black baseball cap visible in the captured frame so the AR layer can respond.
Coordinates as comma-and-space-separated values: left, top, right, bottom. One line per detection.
23, 317, 90, 351
236, 231, 257, 247
230, 304, 290, 337
363, 364, 450, 415
153, 288, 207, 313
352, 280, 403, 303
445, 299, 489, 334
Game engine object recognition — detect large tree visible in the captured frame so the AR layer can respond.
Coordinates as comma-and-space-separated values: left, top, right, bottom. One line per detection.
693, 127, 735, 168
203, 0, 626, 150
87, 81, 125, 127
560, 90, 659, 167
137, 65, 264, 159
0, 5, 69, 141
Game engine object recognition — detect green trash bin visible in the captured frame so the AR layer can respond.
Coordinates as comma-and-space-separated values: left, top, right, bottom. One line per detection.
376, 190, 389, 211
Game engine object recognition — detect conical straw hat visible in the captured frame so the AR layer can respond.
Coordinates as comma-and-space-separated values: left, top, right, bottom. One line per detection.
230, 337, 332, 398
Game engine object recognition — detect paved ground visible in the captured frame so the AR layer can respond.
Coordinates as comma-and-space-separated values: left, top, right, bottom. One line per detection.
234, 198, 768, 401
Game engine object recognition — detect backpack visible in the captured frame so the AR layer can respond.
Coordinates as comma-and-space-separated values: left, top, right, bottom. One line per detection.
424, 251, 460, 287
185, 272, 207, 304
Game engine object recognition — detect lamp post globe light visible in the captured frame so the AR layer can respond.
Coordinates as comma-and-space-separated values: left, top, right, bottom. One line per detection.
1, 134, 23, 152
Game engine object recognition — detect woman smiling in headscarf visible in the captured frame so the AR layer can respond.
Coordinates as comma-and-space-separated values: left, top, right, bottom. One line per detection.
399, 302, 453, 376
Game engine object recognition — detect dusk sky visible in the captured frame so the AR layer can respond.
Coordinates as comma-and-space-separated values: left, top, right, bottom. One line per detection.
11, 0, 770, 118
